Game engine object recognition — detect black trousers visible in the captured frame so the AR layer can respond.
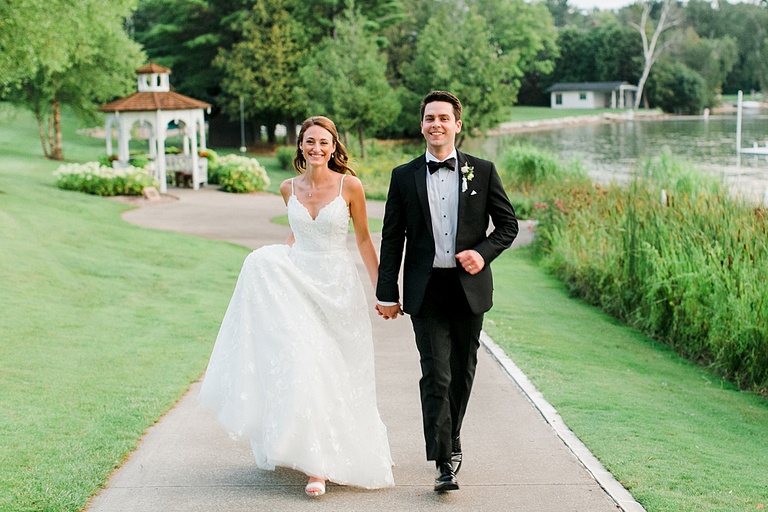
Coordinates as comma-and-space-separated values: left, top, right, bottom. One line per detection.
410, 268, 483, 462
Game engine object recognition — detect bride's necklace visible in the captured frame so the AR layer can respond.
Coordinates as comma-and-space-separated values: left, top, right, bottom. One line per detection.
305, 174, 324, 197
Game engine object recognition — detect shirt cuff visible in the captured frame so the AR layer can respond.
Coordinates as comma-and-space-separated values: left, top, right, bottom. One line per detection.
377, 301, 399, 307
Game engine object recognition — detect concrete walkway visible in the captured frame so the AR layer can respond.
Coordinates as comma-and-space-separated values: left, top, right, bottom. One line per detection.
87, 187, 642, 512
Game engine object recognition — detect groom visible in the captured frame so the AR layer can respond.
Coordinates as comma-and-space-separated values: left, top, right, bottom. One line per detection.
376, 91, 518, 492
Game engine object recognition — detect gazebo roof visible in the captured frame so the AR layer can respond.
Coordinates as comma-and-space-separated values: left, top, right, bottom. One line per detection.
136, 62, 172, 74
99, 91, 211, 112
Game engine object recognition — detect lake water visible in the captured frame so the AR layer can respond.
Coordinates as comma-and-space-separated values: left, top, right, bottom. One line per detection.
466, 111, 768, 205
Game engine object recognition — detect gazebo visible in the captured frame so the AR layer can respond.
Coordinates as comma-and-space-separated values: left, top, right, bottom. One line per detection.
99, 63, 212, 193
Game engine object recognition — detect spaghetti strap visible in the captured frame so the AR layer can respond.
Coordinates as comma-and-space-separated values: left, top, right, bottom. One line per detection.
339, 175, 345, 196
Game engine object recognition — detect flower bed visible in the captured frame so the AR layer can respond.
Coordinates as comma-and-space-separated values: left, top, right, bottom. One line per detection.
209, 154, 270, 193
54, 162, 157, 196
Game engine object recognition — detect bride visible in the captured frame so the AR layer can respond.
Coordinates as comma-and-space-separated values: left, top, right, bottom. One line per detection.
199, 116, 394, 497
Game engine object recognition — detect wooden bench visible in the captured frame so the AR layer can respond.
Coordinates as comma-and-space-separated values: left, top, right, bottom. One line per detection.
165, 154, 208, 188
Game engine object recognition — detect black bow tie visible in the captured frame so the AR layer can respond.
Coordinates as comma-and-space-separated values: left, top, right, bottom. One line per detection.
427, 158, 456, 174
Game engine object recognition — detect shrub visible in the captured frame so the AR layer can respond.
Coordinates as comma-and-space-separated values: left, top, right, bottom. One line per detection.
128, 154, 149, 169
199, 148, 218, 161
276, 146, 295, 171
353, 140, 420, 201
54, 162, 157, 196
647, 61, 707, 114
210, 154, 270, 193
197, 149, 220, 184
98, 154, 119, 167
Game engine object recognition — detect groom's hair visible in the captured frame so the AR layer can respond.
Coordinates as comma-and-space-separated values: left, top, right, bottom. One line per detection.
420, 91, 462, 122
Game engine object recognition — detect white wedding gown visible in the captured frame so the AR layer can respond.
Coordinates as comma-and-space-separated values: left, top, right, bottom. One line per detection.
199, 176, 394, 489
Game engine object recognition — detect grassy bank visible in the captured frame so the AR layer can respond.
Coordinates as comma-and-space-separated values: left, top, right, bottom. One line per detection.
486, 248, 768, 511
487, 146, 768, 510
0, 105, 249, 510
533, 154, 768, 393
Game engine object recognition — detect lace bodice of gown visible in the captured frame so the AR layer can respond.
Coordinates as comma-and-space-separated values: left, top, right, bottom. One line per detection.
288, 177, 349, 252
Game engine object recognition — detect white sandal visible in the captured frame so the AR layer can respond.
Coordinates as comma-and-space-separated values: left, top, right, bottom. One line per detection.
305, 480, 326, 497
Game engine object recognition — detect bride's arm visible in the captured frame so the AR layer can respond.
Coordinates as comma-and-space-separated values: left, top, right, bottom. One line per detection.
346, 176, 378, 288
279, 178, 296, 247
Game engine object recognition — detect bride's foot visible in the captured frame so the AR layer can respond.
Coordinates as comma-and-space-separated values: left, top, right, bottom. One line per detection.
305, 477, 326, 497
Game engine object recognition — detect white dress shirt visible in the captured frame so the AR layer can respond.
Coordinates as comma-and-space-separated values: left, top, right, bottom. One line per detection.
425, 149, 459, 268
376, 150, 460, 308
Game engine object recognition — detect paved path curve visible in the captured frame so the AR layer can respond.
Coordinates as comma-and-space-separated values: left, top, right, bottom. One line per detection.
86, 187, 641, 512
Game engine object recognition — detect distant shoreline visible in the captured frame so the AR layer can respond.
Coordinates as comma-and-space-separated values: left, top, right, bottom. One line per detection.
488, 109, 665, 135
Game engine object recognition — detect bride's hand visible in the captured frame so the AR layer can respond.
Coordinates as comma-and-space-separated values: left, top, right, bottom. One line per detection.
376, 303, 403, 320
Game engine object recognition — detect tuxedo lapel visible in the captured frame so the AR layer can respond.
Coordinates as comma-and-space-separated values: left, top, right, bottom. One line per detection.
456, 151, 468, 231
414, 156, 433, 234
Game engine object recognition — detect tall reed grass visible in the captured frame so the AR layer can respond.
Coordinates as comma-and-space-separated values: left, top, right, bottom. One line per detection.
498, 144, 591, 218
533, 152, 768, 393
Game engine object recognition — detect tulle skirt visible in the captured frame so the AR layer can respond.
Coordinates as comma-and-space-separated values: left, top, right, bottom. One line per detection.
199, 244, 394, 489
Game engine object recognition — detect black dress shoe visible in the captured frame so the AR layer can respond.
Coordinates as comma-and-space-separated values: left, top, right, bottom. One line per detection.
451, 435, 463, 474
434, 461, 459, 492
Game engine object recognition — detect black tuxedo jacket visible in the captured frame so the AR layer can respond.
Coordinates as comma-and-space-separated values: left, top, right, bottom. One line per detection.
377, 151, 518, 316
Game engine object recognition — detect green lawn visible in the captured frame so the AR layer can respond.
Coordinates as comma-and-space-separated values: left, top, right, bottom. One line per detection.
0, 105, 250, 511
486, 248, 768, 512
1, 102, 766, 511
509, 106, 620, 122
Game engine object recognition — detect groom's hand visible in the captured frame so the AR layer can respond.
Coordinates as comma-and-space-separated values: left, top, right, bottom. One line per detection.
376, 303, 403, 320
456, 249, 485, 275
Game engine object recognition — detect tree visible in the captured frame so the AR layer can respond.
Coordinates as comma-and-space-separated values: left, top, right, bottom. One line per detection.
291, 0, 406, 43
473, 0, 559, 108
130, 0, 253, 103
0, 0, 78, 94
214, 0, 307, 145
545, 0, 572, 27
299, 8, 400, 157
674, 28, 738, 107
473, 0, 559, 80
550, 27, 597, 84
379, 0, 441, 86
3, 1, 144, 160
646, 60, 706, 114
630, 0, 683, 109
591, 16, 642, 83
401, 3, 517, 144
544, 15, 641, 100
721, 3, 768, 93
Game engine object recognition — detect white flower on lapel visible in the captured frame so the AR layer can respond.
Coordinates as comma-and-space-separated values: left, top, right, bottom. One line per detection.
460, 164, 474, 181
460, 163, 474, 193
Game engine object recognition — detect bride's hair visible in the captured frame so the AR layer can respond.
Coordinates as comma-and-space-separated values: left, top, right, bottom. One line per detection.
293, 116, 356, 176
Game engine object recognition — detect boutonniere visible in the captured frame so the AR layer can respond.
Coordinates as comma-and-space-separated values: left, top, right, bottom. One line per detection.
460, 163, 474, 192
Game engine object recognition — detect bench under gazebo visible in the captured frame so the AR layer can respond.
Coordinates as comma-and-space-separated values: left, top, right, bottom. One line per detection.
99, 63, 212, 193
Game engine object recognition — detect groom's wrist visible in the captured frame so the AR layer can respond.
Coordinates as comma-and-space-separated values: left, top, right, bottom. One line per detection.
377, 300, 398, 307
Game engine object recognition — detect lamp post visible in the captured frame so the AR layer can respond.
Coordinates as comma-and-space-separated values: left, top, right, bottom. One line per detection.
239, 96, 246, 154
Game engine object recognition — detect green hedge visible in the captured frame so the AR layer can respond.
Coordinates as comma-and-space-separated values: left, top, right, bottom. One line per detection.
534, 153, 768, 393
